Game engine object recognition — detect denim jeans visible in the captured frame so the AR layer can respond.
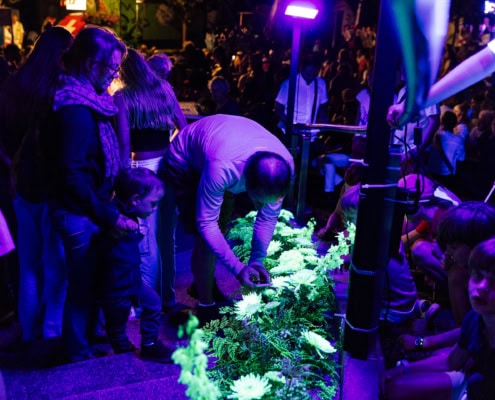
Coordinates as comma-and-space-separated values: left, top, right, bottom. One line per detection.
51, 209, 99, 361
131, 156, 177, 306
100, 281, 161, 349
14, 196, 66, 341
322, 153, 350, 192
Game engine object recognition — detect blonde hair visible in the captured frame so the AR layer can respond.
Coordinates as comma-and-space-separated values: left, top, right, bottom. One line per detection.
117, 47, 176, 130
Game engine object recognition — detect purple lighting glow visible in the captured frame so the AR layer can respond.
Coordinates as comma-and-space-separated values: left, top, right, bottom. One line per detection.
284, 4, 319, 19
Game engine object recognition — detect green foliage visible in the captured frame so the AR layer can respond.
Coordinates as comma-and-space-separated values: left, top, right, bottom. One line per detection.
174, 210, 356, 399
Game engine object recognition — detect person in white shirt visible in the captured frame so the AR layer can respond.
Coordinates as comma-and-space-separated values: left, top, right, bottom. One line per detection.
274, 53, 329, 142
3, 11, 24, 49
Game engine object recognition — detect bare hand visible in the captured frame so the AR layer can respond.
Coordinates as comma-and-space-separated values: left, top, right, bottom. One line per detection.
112, 214, 139, 238
386, 103, 406, 128
386, 102, 420, 129
237, 263, 271, 288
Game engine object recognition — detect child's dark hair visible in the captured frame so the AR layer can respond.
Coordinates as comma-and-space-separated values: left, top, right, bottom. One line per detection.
113, 167, 163, 202
468, 237, 495, 276
440, 110, 457, 132
436, 201, 495, 251
245, 151, 292, 199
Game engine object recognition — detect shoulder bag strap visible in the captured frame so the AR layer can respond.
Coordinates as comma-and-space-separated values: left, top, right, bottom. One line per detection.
311, 79, 318, 124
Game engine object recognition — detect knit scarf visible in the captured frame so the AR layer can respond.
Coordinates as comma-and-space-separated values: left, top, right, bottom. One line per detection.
53, 75, 121, 178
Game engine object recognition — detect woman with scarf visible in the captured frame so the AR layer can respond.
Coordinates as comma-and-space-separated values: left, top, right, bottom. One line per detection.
48, 27, 135, 363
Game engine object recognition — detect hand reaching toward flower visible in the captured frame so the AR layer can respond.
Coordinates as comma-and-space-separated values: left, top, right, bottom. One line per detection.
237, 263, 271, 288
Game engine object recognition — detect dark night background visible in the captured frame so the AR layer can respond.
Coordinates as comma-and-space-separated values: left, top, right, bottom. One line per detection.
1, 0, 491, 49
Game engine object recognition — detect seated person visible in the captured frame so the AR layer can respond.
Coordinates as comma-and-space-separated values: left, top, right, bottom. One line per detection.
341, 184, 418, 326
426, 110, 466, 189
381, 237, 495, 400
316, 163, 365, 240
398, 202, 495, 360
197, 76, 241, 116
399, 174, 460, 286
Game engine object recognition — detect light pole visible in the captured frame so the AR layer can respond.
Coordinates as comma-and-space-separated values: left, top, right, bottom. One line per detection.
283, 2, 319, 219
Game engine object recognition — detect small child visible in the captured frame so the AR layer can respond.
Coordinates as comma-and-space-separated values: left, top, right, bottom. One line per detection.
96, 167, 173, 362
462, 238, 495, 398
381, 238, 495, 400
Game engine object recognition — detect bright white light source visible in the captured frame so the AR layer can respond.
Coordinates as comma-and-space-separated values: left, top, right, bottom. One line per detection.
285, 4, 319, 19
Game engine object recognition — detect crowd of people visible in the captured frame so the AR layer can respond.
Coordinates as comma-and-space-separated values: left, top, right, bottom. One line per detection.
0, 4, 495, 399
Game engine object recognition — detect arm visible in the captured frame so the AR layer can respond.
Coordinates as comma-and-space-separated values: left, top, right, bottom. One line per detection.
400, 327, 461, 352
274, 101, 287, 125
388, 41, 495, 127
196, 165, 272, 286
447, 343, 469, 371
113, 93, 131, 167
383, 347, 452, 384
316, 78, 329, 124
418, 114, 440, 153
173, 98, 187, 130
317, 102, 329, 124
249, 200, 283, 266
58, 105, 120, 229
274, 80, 288, 124
196, 167, 246, 277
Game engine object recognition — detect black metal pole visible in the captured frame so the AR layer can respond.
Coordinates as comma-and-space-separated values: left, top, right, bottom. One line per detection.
286, 21, 301, 210
343, 0, 401, 359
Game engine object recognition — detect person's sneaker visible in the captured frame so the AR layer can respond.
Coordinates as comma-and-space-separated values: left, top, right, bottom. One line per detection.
166, 304, 194, 327
112, 339, 136, 354
140, 340, 174, 363
187, 281, 230, 303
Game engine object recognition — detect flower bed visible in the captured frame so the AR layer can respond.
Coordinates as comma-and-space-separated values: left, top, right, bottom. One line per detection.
173, 210, 355, 399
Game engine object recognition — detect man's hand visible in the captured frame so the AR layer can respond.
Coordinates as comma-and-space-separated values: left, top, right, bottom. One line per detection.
386, 102, 421, 129
237, 263, 271, 288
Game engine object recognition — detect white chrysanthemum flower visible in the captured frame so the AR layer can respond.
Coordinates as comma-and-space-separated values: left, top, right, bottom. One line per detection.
278, 225, 297, 237
293, 236, 314, 247
228, 373, 272, 400
270, 250, 305, 275
289, 269, 318, 286
270, 276, 290, 289
302, 330, 336, 355
234, 292, 263, 320
266, 240, 282, 256
263, 370, 286, 384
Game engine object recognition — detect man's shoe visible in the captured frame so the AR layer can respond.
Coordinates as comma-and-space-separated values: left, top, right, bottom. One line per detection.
196, 304, 221, 327
187, 281, 230, 303
140, 340, 174, 363
166, 304, 194, 327
113, 339, 136, 354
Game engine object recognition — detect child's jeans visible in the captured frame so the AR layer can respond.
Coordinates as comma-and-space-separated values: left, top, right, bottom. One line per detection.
100, 281, 162, 350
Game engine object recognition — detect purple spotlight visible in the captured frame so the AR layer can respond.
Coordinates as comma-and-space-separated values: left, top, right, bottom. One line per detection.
284, 3, 319, 19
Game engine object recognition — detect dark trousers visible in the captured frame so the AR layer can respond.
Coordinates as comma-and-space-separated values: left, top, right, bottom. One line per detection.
100, 281, 161, 350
